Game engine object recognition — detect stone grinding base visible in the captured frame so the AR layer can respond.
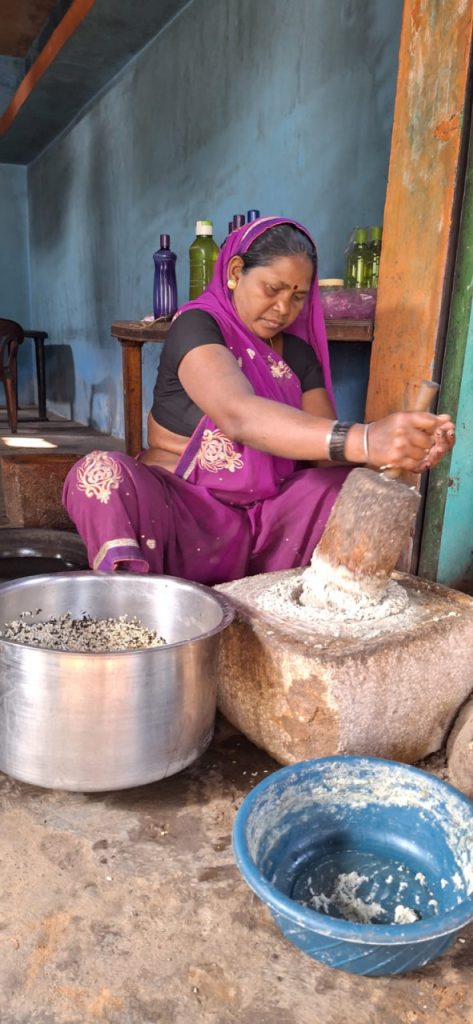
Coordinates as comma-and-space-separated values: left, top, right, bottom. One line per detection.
216, 570, 473, 765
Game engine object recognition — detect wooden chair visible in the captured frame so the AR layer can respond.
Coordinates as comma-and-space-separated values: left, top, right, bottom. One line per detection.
0, 319, 24, 433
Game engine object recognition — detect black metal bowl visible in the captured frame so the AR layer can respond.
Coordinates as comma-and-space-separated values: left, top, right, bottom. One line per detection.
0, 528, 88, 580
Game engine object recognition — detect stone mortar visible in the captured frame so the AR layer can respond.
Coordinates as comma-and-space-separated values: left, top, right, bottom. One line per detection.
216, 570, 473, 765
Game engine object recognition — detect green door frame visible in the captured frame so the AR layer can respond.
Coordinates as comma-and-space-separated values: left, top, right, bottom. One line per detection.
419, 115, 473, 589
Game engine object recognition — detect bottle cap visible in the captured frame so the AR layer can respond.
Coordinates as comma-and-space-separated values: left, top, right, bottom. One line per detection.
196, 220, 213, 235
247, 209, 260, 222
370, 226, 383, 241
354, 228, 368, 243
233, 214, 245, 229
160, 234, 170, 249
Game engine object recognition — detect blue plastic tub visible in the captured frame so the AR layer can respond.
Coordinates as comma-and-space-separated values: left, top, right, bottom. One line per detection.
232, 756, 473, 976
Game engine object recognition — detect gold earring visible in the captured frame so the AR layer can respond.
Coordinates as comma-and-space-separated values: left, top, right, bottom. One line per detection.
227, 279, 237, 290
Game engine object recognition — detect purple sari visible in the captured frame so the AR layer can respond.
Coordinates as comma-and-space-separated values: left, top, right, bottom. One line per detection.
63, 217, 349, 582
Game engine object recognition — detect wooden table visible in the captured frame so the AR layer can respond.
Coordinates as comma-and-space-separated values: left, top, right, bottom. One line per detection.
112, 318, 374, 457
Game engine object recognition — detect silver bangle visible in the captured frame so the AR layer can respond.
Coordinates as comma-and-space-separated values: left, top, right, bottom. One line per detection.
328, 421, 355, 462
325, 421, 337, 460
363, 423, 370, 462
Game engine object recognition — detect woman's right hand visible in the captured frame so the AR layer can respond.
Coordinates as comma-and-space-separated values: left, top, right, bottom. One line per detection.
366, 412, 455, 472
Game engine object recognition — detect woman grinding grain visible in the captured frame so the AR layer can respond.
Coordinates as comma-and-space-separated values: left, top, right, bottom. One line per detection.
63, 217, 455, 583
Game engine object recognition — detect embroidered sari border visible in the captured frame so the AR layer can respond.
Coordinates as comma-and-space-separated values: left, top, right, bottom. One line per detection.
93, 537, 140, 571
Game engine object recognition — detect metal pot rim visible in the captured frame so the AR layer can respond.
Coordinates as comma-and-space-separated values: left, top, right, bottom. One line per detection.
0, 571, 234, 654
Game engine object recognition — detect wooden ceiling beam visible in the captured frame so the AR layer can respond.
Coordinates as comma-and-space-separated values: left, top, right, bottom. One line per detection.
0, 0, 96, 137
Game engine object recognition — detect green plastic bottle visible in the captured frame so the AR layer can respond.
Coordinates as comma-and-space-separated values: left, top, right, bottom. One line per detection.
367, 225, 383, 287
345, 227, 370, 288
189, 220, 219, 299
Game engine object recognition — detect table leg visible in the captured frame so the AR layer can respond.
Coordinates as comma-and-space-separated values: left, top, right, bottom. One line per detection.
34, 338, 47, 420
120, 340, 144, 457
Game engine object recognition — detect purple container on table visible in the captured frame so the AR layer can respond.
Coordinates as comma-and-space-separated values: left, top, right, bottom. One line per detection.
153, 234, 178, 318
319, 285, 377, 321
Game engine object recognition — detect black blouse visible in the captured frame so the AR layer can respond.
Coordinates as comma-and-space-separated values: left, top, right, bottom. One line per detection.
151, 309, 324, 437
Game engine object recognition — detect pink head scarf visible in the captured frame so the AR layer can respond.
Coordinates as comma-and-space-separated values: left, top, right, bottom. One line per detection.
174, 217, 334, 502
177, 215, 334, 406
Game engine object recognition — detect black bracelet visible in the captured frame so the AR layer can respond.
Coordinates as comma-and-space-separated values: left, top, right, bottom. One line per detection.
328, 421, 355, 462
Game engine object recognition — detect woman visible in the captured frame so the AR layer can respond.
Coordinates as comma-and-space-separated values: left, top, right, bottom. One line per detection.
63, 217, 454, 583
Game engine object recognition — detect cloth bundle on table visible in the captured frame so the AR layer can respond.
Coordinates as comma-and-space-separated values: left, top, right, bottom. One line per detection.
63, 217, 349, 583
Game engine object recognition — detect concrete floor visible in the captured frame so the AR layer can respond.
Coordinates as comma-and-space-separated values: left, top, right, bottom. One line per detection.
0, 408, 124, 460
0, 721, 470, 1024
0, 410, 471, 1022
0, 406, 125, 529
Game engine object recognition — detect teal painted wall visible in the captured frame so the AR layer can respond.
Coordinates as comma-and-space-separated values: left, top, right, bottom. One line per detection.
437, 301, 473, 591
0, 163, 34, 405
27, 0, 403, 438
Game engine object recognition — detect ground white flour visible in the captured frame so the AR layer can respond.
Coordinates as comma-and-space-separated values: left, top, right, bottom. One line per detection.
394, 905, 419, 924
255, 571, 416, 639
300, 553, 395, 614
307, 870, 386, 924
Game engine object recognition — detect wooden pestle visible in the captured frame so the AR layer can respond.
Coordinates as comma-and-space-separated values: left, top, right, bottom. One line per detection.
382, 379, 439, 481
309, 380, 439, 584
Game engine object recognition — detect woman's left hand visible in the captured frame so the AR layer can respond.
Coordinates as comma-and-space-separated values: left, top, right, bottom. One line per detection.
417, 415, 455, 471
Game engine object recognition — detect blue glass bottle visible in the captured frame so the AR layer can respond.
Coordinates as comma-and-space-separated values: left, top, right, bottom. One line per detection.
221, 221, 234, 248
153, 234, 178, 318
247, 209, 260, 222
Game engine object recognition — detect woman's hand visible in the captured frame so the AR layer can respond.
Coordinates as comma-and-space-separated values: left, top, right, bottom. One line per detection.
367, 412, 455, 472
417, 417, 456, 471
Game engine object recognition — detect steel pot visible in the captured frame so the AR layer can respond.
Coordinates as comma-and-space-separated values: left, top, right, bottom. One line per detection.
0, 572, 233, 791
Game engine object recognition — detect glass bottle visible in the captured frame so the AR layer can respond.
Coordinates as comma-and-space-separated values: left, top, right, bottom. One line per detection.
189, 220, 219, 299
153, 234, 178, 318
220, 221, 234, 248
232, 214, 245, 230
367, 226, 383, 287
247, 209, 260, 222
345, 228, 370, 288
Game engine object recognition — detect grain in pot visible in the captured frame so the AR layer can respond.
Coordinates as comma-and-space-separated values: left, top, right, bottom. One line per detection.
0, 610, 167, 652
